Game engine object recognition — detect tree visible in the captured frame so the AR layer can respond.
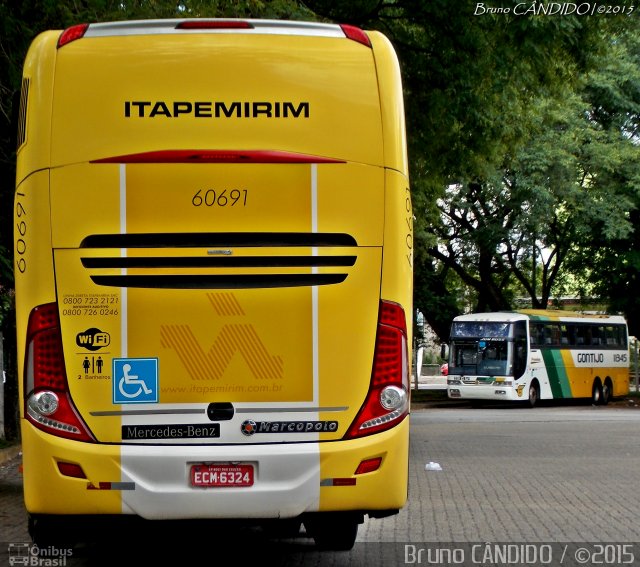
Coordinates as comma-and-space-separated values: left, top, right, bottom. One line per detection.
426, 24, 640, 333
569, 27, 640, 336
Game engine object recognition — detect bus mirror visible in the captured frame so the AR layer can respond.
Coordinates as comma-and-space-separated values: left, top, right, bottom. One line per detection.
440, 343, 449, 360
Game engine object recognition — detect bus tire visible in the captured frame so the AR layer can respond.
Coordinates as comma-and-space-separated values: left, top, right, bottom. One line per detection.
28, 514, 75, 547
527, 381, 540, 408
592, 380, 603, 405
601, 379, 612, 406
304, 513, 360, 551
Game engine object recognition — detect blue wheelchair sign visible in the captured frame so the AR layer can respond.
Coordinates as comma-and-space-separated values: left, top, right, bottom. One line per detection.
113, 358, 158, 404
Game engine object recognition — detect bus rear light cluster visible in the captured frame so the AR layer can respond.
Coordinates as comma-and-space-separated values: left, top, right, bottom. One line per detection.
57, 24, 89, 48
24, 303, 95, 442
345, 300, 409, 439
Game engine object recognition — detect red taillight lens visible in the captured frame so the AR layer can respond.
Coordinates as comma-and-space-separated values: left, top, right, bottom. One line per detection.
340, 24, 371, 48
344, 300, 409, 439
176, 20, 254, 30
372, 302, 407, 386
91, 149, 344, 164
30, 326, 66, 390
57, 24, 89, 48
379, 300, 407, 333
24, 303, 94, 442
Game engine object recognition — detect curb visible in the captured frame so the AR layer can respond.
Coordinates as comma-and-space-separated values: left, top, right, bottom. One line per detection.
411, 401, 469, 411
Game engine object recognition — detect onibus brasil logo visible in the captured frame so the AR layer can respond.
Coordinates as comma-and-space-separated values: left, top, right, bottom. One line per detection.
8, 543, 72, 566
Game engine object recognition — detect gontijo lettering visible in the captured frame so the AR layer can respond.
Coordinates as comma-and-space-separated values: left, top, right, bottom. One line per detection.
577, 352, 604, 363
124, 100, 310, 118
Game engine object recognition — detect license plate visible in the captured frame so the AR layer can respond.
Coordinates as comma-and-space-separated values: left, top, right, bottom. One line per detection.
190, 464, 254, 488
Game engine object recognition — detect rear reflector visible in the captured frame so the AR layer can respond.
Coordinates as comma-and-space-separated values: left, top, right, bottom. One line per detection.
321, 478, 357, 487
176, 20, 254, 30
91, 149, 344, 164
57, 462, 87, 479
355, 457, 383, 475
57, 24, 89, 48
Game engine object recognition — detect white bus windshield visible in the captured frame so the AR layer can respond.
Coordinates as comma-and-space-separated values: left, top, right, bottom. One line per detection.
449, 321, 520, 377
450, 321, 511, 338
449, 338, 510, 376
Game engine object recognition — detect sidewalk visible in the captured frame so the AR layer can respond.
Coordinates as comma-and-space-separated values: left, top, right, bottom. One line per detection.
0, 442, 21, 465
412, 372, 448, 391
0, 441, 28, 546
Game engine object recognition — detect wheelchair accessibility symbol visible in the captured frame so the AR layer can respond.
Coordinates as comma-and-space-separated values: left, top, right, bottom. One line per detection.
113, 358, 158, 404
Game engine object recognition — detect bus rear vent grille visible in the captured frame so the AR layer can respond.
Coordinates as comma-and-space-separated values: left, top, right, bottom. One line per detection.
16, 78, 29, 149
80, 232, 358, 290
80, 232, 357, 249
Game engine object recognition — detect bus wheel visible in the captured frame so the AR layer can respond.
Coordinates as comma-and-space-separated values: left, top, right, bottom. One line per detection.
527, 381, 540, 408
304, 513, 360, 551
28, 514, 75, 547
592, 381, 603, 405
601, 380, 612, 406
29, 514, 54, 546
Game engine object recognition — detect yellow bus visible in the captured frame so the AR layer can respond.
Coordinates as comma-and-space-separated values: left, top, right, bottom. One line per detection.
14, 18, 412, 549
446, 310, 629, 407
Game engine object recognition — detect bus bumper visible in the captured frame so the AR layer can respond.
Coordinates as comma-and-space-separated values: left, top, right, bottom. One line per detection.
447, 383, 525, 402
21, 418, 408, 519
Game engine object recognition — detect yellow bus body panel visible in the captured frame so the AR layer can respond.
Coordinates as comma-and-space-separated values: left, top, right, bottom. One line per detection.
319, 419, 409, 511
558, 350, 629, 399
15, 32, 57, 184
22, 425, 122, 515
50, 35, 383, 167
369, 32, 409, 174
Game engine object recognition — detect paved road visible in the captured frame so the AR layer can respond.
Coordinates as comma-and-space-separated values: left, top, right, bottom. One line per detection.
2, 404, 640, 566
368, 404, 640, 543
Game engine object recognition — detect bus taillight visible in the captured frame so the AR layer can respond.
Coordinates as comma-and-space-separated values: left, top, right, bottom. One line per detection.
340, 24, 372, 48
175, 20, 254, 30
57, 24, 89, 48
345, 300, 409, 439
24, 303, 94, 442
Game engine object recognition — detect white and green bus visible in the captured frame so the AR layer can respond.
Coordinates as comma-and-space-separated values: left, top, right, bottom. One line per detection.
446, 310, 629, 407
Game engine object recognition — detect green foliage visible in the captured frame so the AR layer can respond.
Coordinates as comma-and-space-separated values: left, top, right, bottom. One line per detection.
413, 259, 463, 341
422, 20, 640, 335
